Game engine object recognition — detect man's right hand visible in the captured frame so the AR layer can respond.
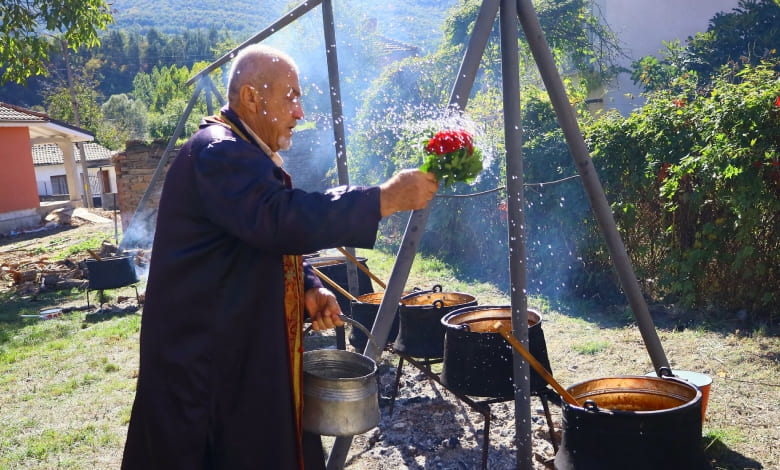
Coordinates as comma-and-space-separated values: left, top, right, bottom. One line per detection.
379, 169, 439, 217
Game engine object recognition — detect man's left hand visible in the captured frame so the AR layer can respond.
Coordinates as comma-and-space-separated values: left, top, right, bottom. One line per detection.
305, 287, 344, 331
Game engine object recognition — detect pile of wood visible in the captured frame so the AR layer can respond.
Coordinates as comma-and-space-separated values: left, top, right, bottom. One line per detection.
1, 257, 87, 295
1, 241, 149, 297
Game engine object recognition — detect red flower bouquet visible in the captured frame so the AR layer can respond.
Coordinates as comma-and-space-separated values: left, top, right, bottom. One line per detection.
419, 128, 483, 187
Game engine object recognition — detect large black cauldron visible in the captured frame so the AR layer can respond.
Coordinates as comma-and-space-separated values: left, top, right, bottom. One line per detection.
348, 289, 423, 352
440, 306, 552, 398
348, 292, 400, 352
555, 375, 709, 470
393, 285, 476, 359
86, 255, 138, 290
85, 254, 140, 308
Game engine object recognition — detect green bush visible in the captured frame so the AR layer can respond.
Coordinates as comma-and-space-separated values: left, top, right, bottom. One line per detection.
586, 61, 780, 320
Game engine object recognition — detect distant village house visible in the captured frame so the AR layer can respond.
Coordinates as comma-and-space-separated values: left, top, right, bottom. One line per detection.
0, 102, 116, 234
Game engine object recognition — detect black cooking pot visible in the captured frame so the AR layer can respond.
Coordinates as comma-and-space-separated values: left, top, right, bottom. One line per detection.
86, 255, 138, 290
555, 374, 709, 470
348, 292, 403, 352
392, 285, 477, 358
440, 306, 552, 398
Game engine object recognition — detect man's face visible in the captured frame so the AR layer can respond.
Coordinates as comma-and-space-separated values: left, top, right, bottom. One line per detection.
253, 65, 304, 152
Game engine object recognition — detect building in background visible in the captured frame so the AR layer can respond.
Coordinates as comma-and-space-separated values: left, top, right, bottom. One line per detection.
593, 0, 740, 114
32, 142, 117, 207
0, 102, 94, 234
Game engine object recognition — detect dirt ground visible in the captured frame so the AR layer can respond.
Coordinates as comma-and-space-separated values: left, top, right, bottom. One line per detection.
2, 209, 779, 469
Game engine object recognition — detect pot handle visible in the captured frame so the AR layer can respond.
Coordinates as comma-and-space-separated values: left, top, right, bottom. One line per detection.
432, 284, 443, 293
583, 399, 600, 411
432, 299, 445, 309
303, 314, 382, 353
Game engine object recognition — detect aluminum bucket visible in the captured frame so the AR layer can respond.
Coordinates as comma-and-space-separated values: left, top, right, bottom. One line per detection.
303, 316, 380, 436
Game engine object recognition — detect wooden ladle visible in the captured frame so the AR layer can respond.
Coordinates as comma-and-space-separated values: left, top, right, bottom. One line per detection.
494, 321, 581, 406
336, 247, 387, 290
311, 266, 358, 302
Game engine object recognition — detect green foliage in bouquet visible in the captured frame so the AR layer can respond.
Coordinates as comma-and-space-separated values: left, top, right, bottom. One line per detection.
419, 128, 483, 187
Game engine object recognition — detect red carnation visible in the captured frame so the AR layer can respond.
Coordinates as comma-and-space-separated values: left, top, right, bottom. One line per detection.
775, 96, 780, 107
426, 129, 474, 156
419, 126, 483, 187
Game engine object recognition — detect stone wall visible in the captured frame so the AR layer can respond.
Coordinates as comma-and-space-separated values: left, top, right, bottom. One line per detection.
112, 140, 173, 248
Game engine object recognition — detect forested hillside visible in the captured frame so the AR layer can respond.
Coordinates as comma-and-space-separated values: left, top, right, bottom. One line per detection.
0, 0, 455, 111
109, 0, 452, 48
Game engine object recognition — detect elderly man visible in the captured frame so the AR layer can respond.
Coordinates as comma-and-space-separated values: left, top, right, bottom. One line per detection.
121, 44, 438, 469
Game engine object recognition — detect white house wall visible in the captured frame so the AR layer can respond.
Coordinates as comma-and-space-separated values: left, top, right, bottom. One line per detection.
35, 164, 117, 198
595, 0, 740, 115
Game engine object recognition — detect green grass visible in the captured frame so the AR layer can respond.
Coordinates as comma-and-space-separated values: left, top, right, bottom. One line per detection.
27, 229, 115, 259
572, 339, 610, 355
355, 247, 510, 305
0, 303, 141, 469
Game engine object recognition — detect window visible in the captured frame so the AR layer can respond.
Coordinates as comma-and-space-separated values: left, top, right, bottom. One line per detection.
50, 175, 68, 195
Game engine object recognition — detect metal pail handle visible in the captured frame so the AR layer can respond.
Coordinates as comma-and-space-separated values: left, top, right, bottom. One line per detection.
304, 314, 381, 353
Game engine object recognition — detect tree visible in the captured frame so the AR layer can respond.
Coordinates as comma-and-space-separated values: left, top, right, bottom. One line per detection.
0, 0, 113, 84
101, 93, 149, 149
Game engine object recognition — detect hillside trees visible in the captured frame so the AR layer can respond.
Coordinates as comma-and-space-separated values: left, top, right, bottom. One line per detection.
0, 0, 113, 84
101, 94, 149, 148
132, 62, 220, 141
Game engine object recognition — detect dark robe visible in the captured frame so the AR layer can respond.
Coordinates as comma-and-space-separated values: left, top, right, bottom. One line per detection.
122, 107, 382, 469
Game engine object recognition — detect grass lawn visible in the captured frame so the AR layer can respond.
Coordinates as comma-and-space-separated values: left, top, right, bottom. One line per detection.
1, 235, 778, 469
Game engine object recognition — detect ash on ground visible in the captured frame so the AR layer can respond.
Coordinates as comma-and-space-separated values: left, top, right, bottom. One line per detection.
308, 331, 561, 470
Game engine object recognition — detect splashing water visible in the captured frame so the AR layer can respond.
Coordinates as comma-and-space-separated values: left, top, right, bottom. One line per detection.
388, 108, 496, 184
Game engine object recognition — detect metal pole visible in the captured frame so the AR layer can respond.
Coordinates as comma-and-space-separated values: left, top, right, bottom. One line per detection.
322, 0, 353, 351
515, 0, 670, 371
186, 0, 324, 86
114, 193, 119, 245
322, 0, 348, 186
119, 78, 205, 251
499, 0, 533, 467
207, 80, 226, 107
205, 85, 214, 115
327, 2, 502, 469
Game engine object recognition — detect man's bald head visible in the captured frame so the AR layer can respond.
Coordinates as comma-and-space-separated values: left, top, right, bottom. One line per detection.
225, 45, 304, 152
227, 45, 299, 108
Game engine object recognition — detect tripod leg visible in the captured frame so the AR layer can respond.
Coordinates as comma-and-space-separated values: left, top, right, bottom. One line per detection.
388, 356, 405, 416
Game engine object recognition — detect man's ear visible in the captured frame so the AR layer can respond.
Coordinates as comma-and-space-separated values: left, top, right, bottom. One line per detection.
240, 85, 259, 112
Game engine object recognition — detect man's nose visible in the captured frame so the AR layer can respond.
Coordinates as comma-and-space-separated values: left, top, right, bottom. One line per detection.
293, 103, 304, 120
